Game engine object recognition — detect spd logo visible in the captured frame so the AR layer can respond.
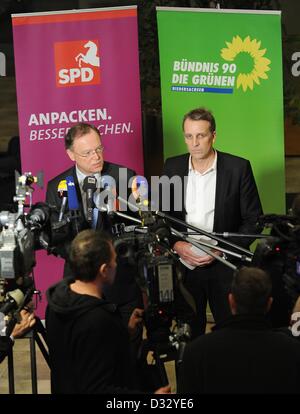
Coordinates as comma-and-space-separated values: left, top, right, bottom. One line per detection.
55, 40, 100, 87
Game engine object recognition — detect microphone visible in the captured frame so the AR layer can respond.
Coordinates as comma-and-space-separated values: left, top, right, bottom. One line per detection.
66, 176, 79, 210
66, 176, 80, 233
82, 176, 97, 223
0, 289, 24, 316
57, 179, 68, 222
211, 231, 267, 239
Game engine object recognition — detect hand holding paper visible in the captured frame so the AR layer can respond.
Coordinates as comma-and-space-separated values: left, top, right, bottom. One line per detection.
175, 237, 218, 270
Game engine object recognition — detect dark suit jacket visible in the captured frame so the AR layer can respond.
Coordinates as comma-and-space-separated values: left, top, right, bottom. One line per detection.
161, 151, 263, 249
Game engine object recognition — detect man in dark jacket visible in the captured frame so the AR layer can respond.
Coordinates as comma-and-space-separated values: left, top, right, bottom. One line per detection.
46, 122, 142, 348
177, 267, 300, 394
46, 229, 170, 394
160, 107, 263, 337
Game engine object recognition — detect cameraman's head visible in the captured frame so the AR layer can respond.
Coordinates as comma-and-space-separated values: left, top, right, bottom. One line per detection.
229, 267, 273, 316
69, 229, 116, 284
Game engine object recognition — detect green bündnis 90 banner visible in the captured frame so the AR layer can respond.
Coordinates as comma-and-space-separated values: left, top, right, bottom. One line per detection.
157, 7, 285, 214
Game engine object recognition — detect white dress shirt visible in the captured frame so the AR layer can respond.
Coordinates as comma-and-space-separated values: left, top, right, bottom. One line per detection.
185, 151, 217, 233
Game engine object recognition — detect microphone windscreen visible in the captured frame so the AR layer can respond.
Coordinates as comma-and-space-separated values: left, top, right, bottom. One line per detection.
66, 176, 79, 210
0, 289, 24, 317
8, 289, 24, 307
57, 179, 67, 197
82, 176, 97, 192
58, 179, 67, 191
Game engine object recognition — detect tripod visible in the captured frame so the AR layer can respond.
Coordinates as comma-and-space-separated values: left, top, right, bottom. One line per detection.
6, 317, 49, 394
137, 320, 189, 392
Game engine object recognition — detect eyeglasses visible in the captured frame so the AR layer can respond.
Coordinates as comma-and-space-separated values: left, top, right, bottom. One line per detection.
73, 145, 104, 158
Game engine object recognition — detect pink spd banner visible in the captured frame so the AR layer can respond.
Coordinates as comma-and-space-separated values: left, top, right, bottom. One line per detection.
12, 6, 143, 317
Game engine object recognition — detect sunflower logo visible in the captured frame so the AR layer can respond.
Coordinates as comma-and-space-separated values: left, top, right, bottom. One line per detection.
221, 35, 271, 92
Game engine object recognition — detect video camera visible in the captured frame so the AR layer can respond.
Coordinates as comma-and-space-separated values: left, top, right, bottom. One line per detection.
253, 211, 300, 325
0, 173, 66, 338
112, 210, 191, 348
0, 172, 55, 273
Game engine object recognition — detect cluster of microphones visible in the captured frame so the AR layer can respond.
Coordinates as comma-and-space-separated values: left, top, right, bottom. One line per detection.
56, 176, 80, 221
55, 174, 148, 226
56, 175, 91, 227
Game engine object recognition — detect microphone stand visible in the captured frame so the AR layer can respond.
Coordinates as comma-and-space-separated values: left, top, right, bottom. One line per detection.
115, 197, 256, 270
155, 210, 253, 257
171, 228, 238, 271
154, 211, 267, 270
97, 205, 142, 224
185, 231, 273, 239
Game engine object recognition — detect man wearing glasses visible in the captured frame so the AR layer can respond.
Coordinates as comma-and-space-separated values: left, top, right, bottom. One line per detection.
46, 122, 136, 263
46, 123, 143, 364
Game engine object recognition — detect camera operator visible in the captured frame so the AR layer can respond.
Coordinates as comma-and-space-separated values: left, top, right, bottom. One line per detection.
177, 267, 300, 394
0, 309, 36, 363
46, 229, 170, 394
